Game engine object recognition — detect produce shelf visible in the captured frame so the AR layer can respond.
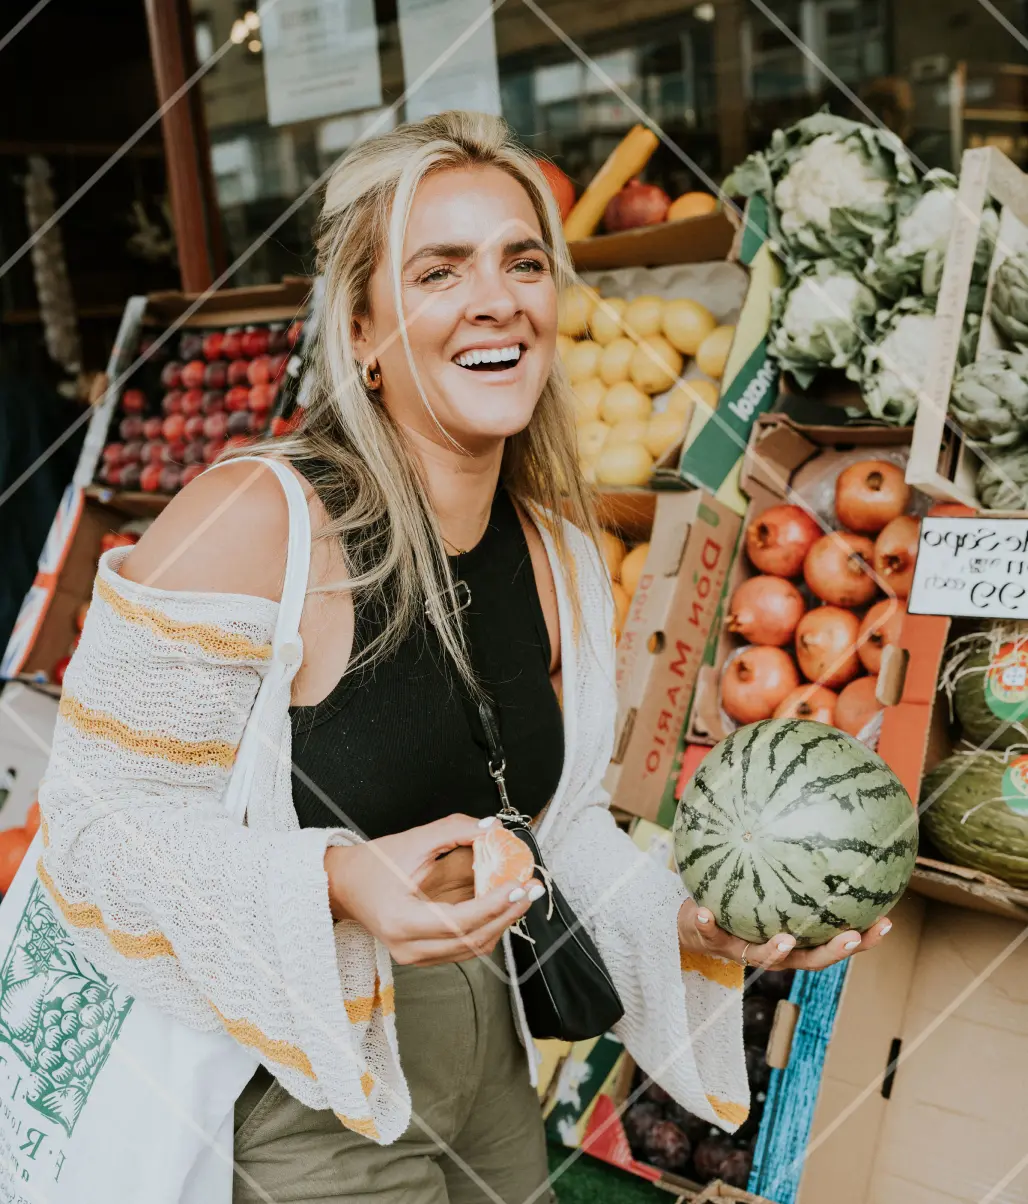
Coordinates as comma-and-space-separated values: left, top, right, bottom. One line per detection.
84, 484, 171, 518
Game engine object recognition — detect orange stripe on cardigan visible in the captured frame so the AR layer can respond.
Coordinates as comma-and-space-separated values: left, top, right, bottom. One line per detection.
36, 859, 176, 959
208, 1002, 316, 1079
680, 949, 745, 991
335, 1113, 379, 1139
706, 1095, 749, 1126
59, 693, 237, 769
344, 973, 396, 1024
95, 575, 272, 662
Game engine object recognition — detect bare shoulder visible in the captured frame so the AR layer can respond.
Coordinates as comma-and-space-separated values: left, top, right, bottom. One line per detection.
120, 460, 293, 600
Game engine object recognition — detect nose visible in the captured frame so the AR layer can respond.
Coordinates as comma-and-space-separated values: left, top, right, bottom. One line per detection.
464, 257, 519, 326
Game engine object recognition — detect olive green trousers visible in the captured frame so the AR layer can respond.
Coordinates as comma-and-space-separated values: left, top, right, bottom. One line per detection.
232, 950, 553, 1203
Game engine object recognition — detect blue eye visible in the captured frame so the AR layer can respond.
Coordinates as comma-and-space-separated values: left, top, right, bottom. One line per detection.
513, 258, 547, 274
419, 265, 454, 285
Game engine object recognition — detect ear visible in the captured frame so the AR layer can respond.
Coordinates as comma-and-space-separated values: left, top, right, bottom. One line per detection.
351, 313, 374, 360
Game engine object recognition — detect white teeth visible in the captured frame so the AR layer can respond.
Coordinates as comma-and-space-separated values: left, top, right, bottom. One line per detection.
455, 345, 522, 367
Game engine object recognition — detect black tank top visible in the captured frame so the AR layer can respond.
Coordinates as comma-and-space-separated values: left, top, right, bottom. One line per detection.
289, 486, 565, 839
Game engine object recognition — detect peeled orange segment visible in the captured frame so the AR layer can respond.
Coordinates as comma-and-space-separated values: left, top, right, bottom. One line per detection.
473, 823, 536, 897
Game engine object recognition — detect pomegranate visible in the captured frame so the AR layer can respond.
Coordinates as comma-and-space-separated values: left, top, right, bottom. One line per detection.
804, 532, 877, 608
773, 684, 838, 724
835, 676, 883, 737
858, 598, 906, 674
835, 460, 910, 533
536, 159, 576, 219
721, 647, 799, 725
795, 606, 861, 688
745, 504, 821, 578
873, 516, 919, 599
727, 576, 805, 646
604, 179, 671, 232
928, 502, 974, 517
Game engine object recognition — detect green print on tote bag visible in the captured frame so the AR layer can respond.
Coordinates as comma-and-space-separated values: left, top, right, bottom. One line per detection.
0, 459, 312, 1203
0, 880, 132, 1138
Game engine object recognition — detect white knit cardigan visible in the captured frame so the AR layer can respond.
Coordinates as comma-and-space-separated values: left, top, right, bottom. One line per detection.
38, 496, 748, 1145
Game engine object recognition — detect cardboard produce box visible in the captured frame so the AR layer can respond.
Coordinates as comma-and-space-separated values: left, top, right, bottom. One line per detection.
687, 415, 917, 748
907, 146, 1028, 508
785, 892, 1028, 1204
600, 489, 740, 825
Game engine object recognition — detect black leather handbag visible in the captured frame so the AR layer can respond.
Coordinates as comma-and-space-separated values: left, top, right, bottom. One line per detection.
462, 690, 625, 1042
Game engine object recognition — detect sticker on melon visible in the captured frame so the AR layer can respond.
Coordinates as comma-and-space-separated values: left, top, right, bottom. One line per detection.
1000, 755, 1028, 816
984, 642, 1028, 725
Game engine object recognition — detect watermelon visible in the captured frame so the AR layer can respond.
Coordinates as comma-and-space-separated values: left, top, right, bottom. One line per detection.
673, 719, 916, 947
921, 750, 1028, 887
942, 623, 1028, 750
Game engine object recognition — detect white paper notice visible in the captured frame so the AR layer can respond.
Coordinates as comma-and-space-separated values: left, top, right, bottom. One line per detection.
397, 0, 501, 123
908, 517, 1028, 619
260, 0, 382, 127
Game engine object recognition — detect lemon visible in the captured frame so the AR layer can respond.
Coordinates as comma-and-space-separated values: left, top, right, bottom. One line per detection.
623, 295, 664, 340
608, 417, 650, 446
645, 410, 687, 459
599, 337, 636, 386
661, 298, 717, 355
577, 419, 611, 461
573, 377, 606, 422
565, 339, 603, 382
588, 297, 628, 346
557, 286, 596, 337
620, 542, 650, 597
599, 530, 626, 578
629, 335, 683, 394
600, 381, 651, 425
695, 325, 735, 379
595, 441, 654, 487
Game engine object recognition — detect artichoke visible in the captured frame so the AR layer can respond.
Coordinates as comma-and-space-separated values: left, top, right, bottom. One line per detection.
724, 110, 918, 268
860, 298, 937, 425
950, 350, 1028, 447
768, 261, 878, 387
991, 250, 1028, 348
976, 444, 1028, 510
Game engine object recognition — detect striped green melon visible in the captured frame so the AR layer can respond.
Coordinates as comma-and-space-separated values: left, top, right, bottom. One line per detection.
920, 751, 1028, 887
673, 719, 917, 947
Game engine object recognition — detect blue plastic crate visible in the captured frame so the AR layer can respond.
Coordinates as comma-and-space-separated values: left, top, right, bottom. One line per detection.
748, 959, 851, 1203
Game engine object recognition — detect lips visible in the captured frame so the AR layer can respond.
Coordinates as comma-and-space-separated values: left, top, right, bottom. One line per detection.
453, 344, 523, 371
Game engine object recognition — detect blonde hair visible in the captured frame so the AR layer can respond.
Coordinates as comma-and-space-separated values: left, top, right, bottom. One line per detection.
235, 110, 597, 684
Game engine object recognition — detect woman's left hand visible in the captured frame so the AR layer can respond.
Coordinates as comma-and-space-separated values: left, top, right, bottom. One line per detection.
677, 897, 892, 971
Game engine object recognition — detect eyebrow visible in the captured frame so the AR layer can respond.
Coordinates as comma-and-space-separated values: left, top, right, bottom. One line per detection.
402, 237, 550, 272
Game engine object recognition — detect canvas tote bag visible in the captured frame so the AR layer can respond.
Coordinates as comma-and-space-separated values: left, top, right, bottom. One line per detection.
0, 457, 311, 1204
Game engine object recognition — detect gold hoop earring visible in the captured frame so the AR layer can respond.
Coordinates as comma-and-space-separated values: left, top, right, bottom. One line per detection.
361, 359, 381, 391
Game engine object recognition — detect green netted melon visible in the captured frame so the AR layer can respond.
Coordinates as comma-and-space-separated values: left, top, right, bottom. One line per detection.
920, 752, 1028, 887
945, 625, 1028, 750
673, 719, 917, 947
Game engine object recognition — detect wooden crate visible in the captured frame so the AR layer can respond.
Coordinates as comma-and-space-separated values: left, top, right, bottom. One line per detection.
907, 147, 1028, 505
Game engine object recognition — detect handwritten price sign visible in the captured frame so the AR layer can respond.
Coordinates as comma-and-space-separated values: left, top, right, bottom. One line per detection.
908, 517, 1028, 618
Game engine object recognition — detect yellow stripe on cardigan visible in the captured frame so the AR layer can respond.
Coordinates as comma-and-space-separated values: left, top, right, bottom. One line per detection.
59, 693, 237, 769
680, 949, 745, 991
360, 1071, 375, 1097
335, 1113, 379, 1139
208, 1003, 316, 1079
706, 1095, 749, 1126
36, 859, 176, 959
345, 974, 396, 1023
95, 575, 273, 662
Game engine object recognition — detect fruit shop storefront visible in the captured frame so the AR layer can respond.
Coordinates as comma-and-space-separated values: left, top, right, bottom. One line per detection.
2, 1, 1028, 1202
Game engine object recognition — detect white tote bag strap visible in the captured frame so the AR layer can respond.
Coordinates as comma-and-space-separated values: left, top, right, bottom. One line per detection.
205, 456, 311, 823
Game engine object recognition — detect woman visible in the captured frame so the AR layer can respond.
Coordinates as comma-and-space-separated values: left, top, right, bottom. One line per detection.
41, 112, 890, 1203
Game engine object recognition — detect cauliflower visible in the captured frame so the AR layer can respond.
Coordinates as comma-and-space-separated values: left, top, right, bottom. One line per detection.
724, 111, 917, 267
769, 261, 878, 387
860, 300, 938, 425
774, 136, 891, 248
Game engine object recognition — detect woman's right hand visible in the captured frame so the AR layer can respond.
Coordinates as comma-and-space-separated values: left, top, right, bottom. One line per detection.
324, 815, 541, 967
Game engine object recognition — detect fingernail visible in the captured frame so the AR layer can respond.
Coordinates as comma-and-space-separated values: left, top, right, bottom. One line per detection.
478, 815, 496, 828
777, 939, 794, 952
879, 921, 892, 935
696, 912, 710, 924
844, 939, 860, 950
508, 887, 525, 903
527, 884, 546, 903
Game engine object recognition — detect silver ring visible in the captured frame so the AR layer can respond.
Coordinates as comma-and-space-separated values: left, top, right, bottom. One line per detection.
740, 943, 751, 967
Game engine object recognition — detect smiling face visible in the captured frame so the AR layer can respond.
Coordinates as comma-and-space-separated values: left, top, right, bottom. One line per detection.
353, 164, 558, 454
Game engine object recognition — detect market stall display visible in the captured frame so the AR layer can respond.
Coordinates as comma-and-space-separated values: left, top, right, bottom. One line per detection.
95, 318, 302, 496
